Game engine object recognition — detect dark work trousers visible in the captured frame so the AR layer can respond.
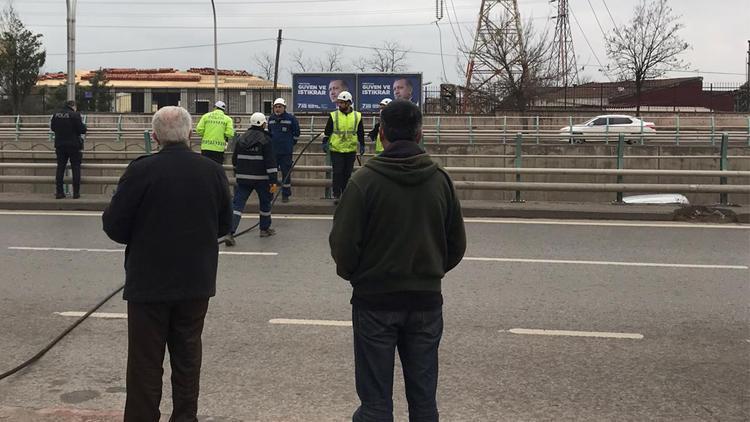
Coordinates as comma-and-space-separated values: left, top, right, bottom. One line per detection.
231, 180, 272, 232
276, 154, 293, 198
352, 306, 443, 422
55, 146, 82, 195
201, 150, 224, 165
330, 151, 356, 199
125, 299, 210, 422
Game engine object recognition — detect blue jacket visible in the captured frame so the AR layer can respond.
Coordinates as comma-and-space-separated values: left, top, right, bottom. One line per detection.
267, 112, 300, 156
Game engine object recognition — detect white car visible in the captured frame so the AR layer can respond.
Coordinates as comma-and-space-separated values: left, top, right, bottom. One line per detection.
560, 114, 655, 143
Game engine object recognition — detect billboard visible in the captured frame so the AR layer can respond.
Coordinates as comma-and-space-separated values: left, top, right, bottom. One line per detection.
357, 73, 422, 113
292, 73, 356, 113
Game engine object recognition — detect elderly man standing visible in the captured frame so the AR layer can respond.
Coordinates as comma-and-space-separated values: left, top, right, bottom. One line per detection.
330, 99, 466, 422
103, 106, 232, 422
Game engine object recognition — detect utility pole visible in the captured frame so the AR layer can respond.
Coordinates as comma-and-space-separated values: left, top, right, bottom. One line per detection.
272, 29, 282, 99
210, 0, 218, 102
746, 40, 749, 88
65, 0, 77, 102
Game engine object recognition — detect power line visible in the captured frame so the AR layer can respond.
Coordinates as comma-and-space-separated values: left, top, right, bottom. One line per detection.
46, 38, 275, 56
586, 0, 608, 38
24, 0, 351, 4
283, 37, 459, 57
601, 0, 617, 27
28, 21, 476, 30
569, 6, 613, 81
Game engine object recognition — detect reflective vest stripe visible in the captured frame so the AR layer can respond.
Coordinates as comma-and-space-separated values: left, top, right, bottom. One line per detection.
330, 110, 360, 153
236, 174, 269, 180
237, 154, 263, 160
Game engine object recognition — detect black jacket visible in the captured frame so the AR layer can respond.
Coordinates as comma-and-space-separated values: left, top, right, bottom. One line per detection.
232, 126, 278, 184
50, 105, 87, 149
102, 143, 233, 302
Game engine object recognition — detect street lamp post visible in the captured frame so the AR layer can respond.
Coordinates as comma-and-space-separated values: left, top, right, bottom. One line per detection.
66, 0, 77, 102
210, 0, 218, 102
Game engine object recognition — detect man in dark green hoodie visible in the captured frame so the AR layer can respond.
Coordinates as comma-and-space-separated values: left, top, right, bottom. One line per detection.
329, 99, 466, 422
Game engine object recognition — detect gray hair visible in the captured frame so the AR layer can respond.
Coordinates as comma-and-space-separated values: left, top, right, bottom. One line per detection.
152, 106, 192, 145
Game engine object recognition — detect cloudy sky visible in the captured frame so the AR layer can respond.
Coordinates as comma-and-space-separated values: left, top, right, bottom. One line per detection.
10, 0, 750, 87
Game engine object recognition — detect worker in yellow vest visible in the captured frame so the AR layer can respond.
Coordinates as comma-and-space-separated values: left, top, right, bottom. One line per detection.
195, 101, 235, 164
367, 98, 392, 155
321, 91, 364, 202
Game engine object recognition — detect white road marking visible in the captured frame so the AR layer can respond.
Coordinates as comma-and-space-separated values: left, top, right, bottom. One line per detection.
55, 311, 127, 319
269, 318, 352, 327
1, 210, 747, 229
8, 247, 277, 256
508, 328, 644, 339
9, 246, 124, 252
464, 256, 749, 270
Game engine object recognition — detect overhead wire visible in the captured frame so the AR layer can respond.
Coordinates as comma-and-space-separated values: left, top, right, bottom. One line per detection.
568, 5, 613, 81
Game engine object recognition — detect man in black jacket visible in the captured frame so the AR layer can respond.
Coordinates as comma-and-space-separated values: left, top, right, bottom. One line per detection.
50, 100, 87, 198
329, 100, 466, 422
102, 106, 232, 422
225, 112, 279, 246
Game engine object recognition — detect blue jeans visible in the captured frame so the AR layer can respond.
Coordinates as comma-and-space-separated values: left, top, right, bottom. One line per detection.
276, 154, 293, 198
352, 306, 443, 422
231, 181, 272, 232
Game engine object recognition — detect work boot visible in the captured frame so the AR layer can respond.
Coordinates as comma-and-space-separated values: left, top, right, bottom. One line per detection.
55, 193, 65, 199
281, 196, 290, 203
73, 192, 80, 199
259, 228, 276, 238
224, 233, 236, 247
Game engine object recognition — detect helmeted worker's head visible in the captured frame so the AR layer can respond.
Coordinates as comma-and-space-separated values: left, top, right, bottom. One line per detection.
250, 112, 267, 129
378, 98, 392, 114
392, 78, 413, 101
152, 106, 192, 146
336, 91, 353, 112
328, 79, 349, 103
272, 98, 286, 115
214, 100, 227, 111
379, 99, 422, 145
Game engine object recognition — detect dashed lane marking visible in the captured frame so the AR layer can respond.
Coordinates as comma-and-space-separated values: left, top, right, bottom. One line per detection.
464, 256, 749, 270
269, 318, 352, 327
508, 328, 644, 339
1, 211, 748, 229
8, 246, 277, 256
55, 311, 127, 319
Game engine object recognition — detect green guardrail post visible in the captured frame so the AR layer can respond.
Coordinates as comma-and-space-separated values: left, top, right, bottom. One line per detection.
502, 115, 507, 144
615, 133, 625, 204
143, 130, 152, 154
746, 116, 749, 147
309, 115, 315, 138
719, 132, 729, 205
639, 118, 645, 145
48, 116, 54, 142
435, 115, 441, 144
468, 115, 473, 145
675, 115, 680, 145
568, 115, 573, 143
15, 115, 20, 141
534, 116, 540, 144
117, 114, 123, 142
512, 132, 524, 203
710, 115, 716, 146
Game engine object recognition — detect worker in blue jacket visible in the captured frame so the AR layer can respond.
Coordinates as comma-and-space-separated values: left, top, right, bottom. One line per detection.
267, 98, 300, 202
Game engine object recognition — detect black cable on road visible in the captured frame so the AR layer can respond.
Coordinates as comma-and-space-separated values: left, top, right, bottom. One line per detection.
0, 284, 125, 381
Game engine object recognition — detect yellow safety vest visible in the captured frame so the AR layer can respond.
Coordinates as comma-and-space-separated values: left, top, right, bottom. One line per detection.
196, 109, 235, 152
375, 133, 384, 153
329, 110, 361, 153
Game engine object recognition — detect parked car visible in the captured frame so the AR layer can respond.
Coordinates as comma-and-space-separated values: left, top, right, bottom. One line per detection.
559, 114, 655, 143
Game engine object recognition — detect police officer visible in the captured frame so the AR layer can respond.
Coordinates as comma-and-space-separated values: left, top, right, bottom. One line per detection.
50, 100, 87, 199
267, 98, 300, 203
321, 91, 364, 203
195, 101, 235, 164
367, 98, 392, 155
225, 112, 279, 246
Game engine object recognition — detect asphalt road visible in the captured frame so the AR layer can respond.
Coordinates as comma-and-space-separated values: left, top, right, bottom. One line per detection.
0, 211, 748, 421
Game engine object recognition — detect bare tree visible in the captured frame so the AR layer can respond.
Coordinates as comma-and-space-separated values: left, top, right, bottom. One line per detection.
365, 41, 409, 73
290, 48, 312, 73
252, 52, 275, 80
463, 16, 557, 113
316, 47, 345, 72
605, 0, 689, 115
350, 57, 369, 72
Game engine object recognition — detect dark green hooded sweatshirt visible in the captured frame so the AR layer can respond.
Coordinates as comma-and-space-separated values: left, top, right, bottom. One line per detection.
329, 141, 466, 296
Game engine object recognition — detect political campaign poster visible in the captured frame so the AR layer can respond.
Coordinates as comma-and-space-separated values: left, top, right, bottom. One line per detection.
292, 73, 356, 113
357, 73, 422, 113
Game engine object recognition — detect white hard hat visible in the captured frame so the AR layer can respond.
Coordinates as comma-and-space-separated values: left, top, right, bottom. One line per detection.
250, 112, 267, 127
379, 98, 392, 106
273, 97, 287, 107
215, 101, 226, 110
337, 91, 353, 102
